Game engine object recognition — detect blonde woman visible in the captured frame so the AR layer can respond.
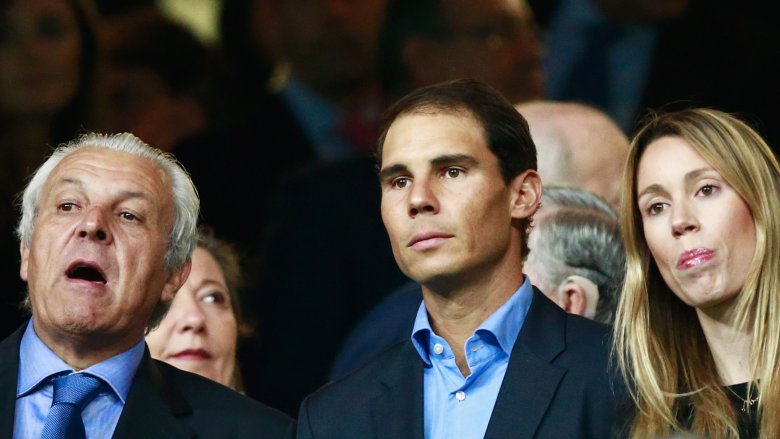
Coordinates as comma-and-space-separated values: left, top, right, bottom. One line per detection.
614, 108, 780, 438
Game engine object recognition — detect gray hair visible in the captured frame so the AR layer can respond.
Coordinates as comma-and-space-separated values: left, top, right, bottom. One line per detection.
16, 132, 199, 271
541, 185, 617, 219
527, 186, 624, 324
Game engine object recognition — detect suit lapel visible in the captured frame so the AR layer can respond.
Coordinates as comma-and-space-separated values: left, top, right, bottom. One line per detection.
484, 288, 567, 439
112, 350, 194, 439
371, 342, 425, 439
0, 326, 24, 439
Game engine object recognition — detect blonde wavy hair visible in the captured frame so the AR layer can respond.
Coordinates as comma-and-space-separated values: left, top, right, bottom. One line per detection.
613, 108, 780, 438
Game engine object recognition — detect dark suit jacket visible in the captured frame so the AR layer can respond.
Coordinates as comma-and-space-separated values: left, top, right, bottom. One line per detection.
0, 325, 296, 438
298, 288, 626, 439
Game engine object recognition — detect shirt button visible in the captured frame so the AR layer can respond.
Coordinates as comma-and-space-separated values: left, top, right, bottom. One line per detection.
455, 391, 466, 401
433, 343, 444, 355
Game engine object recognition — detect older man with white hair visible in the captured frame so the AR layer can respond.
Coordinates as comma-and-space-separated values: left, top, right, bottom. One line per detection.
0, 133, 294, 438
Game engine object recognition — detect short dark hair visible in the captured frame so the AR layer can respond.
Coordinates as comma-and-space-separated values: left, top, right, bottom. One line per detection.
377, 79, 537, 181
376, 78, 538, 255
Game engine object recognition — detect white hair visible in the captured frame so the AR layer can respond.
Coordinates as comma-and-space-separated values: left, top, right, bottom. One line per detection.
16, 132, 199, 271
526, 186, 624, 324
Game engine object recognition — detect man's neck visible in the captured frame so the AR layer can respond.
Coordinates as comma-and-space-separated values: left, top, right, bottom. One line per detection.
33, 318, 143, 370
421, 270, 525, 376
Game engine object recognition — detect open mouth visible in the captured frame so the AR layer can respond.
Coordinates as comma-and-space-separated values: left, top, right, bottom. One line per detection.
66, 263, 107, 284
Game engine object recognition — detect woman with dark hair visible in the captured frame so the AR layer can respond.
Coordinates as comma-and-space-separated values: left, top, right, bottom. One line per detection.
147, 227, 252, 391
614, 108, 780, 438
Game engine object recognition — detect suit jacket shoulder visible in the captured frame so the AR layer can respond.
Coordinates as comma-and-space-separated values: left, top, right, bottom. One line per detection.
298, 287, 626, 439
0, 326, 295, 439
298, 340, 424, 439
114, 353, 296, 438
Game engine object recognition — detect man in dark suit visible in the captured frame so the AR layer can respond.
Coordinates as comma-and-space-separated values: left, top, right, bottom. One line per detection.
298, 80, 624, 438
0, 132, 294, 438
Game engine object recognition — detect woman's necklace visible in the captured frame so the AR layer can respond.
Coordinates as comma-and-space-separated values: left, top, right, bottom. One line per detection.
725, 385, 759, 413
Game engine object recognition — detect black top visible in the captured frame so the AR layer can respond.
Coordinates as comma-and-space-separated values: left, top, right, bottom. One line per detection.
724, 382, 759, 439
677, 382, 759, 439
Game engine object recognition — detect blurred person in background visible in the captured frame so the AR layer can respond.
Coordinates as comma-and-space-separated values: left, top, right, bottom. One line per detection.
99, 7, 211, 151
379, 0, 544, 105
0, 0, 100, 338
529, 0, 779, 148
524, 186, 624, 324
517, 100, 629, 207
147, 226, 252, 391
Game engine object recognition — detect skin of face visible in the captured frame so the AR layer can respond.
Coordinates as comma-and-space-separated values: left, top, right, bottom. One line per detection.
20, 148, 189, 364
407, 0, 544, 104
379, 112, 529, 289
147, 247, 238, 387
0, 0, 82, 116
636, 136, 756, 314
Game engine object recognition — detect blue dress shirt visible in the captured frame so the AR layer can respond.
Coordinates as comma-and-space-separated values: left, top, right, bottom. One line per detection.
411, 277, 533, 439
13, 320, 145, 439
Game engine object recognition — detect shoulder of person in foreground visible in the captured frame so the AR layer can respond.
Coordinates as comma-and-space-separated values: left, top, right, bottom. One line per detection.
155, 359, 296, 438
514, 291, 630, 437
298, 339, 418, 438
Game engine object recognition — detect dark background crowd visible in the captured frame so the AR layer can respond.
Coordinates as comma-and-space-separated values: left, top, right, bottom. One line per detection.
1, 0, 778, 417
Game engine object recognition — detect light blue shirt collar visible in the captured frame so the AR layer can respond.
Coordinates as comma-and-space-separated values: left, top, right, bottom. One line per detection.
411, 276, 533, 366
17, 320, 145, 403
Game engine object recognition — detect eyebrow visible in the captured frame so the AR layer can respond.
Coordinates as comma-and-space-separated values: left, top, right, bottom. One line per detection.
379, 154, 478, 182
55, 177, 153, 203
636, 167, 715, 199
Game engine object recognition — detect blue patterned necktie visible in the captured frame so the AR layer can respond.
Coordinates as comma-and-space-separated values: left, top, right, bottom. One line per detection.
40, 373, 104, 439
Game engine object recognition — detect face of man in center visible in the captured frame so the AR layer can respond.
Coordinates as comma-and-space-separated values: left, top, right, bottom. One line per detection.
380, 111, 522, 286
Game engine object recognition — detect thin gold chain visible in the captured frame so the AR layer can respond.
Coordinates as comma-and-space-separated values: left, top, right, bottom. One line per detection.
725, 385, 759, 413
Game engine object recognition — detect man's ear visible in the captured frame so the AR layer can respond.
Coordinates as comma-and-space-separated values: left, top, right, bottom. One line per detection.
509, 169, 542, 220
19, 241, 29, 282
161, 258, 191, 302
559, 276, 600, 319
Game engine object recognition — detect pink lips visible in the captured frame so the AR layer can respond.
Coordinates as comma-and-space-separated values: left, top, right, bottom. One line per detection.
170, 348, 212, 361
676, 248, 715, 270
407, 232, 453, 250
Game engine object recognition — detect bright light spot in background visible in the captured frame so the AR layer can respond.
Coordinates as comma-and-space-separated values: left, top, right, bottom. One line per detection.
157, 0, 220, 46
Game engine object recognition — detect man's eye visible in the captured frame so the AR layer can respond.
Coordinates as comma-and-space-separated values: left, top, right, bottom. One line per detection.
120, 212, 137, 221
445, 168, 463, 178
58, 203, 76, 212
392, 177, 410, 189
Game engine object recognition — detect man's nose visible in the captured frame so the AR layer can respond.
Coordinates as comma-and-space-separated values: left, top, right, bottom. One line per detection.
77, 206, 113, 243
408, 178, 439, 217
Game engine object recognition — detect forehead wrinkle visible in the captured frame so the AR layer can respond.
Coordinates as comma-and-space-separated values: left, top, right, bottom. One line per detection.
50, 175, 156, 205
